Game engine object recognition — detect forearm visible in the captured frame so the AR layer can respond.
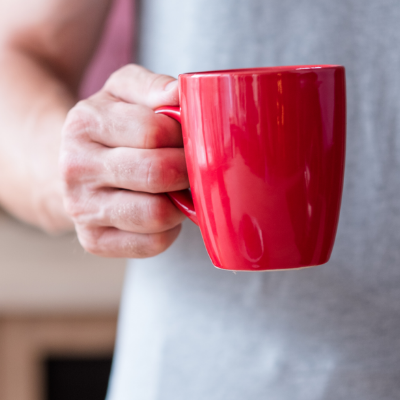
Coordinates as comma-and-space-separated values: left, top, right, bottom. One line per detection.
0, 0, 111, 233
0, 47, 74, 232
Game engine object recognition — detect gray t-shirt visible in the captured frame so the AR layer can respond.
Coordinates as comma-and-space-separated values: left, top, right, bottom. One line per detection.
107, 1, 400, 399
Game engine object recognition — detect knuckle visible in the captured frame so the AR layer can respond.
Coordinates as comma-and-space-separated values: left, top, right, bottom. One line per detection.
141, 156, 164, 193
149, 231, 173, 255
125, 242, 152, 258
105, 64, 143, 89
146, 195, 172, 230
166, 151, 189, 189
147, 75, 169, 104
148, 73, 170, 93
137, 108, 163, 149
61, 185, 95, 223
130, 105, 166, 149
111, 202, 144, 227
63, 194, 85, 221
63, 101, 100, 140
120, 234, 152, 258
148, 75, 178, 108
79, 233, 98, 255
121, 230, 174, 259
125, 233, 169, 258
144, 122, 164, 149
63, 190, 94, 225
104, 69, 122, 90
118, 64, 141, 76
60, 104, 102, 191
62, 195, 78, 218
59, 153, 85, 186
77, 227, 103, 255
140, 151, 187, 193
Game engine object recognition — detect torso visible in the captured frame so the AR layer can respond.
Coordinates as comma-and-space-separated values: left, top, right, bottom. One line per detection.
107, 2, 400, 399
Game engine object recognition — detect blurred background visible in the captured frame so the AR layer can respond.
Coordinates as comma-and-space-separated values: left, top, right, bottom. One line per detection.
0, 0, 132, 399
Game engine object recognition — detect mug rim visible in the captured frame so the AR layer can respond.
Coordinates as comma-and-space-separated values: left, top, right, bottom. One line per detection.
180, 64, 343, 78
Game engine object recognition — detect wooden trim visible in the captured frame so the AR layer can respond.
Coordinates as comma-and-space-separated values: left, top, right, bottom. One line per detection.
0, 315, 117, 400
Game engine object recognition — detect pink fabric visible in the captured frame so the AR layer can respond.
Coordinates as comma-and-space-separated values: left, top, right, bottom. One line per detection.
79, 0, 133, 99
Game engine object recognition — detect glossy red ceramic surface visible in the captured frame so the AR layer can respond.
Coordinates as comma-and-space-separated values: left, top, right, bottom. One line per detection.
156, 65, 346, 271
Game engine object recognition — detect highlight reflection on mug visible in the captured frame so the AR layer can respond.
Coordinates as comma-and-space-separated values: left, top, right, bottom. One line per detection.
239, 214, 264, 267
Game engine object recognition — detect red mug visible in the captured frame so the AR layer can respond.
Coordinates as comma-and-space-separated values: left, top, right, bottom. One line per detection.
156, 65, 346, 271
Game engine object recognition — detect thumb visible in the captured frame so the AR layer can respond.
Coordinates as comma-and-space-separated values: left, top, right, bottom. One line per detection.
104, 64, 179, 109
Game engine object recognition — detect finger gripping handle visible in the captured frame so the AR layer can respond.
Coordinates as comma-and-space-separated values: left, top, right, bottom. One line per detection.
155, 106, 198, 226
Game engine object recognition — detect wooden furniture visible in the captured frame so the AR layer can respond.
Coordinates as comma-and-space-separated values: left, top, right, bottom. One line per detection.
0, 210, 126, 400
0, 315, 117, 400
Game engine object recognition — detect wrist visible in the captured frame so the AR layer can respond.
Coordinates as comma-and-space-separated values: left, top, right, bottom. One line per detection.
32, 177, 74, 234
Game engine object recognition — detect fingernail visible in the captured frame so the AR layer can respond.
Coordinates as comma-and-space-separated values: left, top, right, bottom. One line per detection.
164, 80, 178, 91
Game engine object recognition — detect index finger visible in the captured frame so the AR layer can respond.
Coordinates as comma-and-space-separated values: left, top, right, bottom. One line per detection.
67, 95, 183, 149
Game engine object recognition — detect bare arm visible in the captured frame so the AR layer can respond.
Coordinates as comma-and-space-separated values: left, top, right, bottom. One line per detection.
0, 0, 112, 232
0, 0, 188, 257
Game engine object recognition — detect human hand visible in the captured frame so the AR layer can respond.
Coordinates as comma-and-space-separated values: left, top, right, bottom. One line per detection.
60, 65, 188, 257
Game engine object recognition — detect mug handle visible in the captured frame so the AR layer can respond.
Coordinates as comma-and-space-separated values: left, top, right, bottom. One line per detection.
155, 106, 199, 226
